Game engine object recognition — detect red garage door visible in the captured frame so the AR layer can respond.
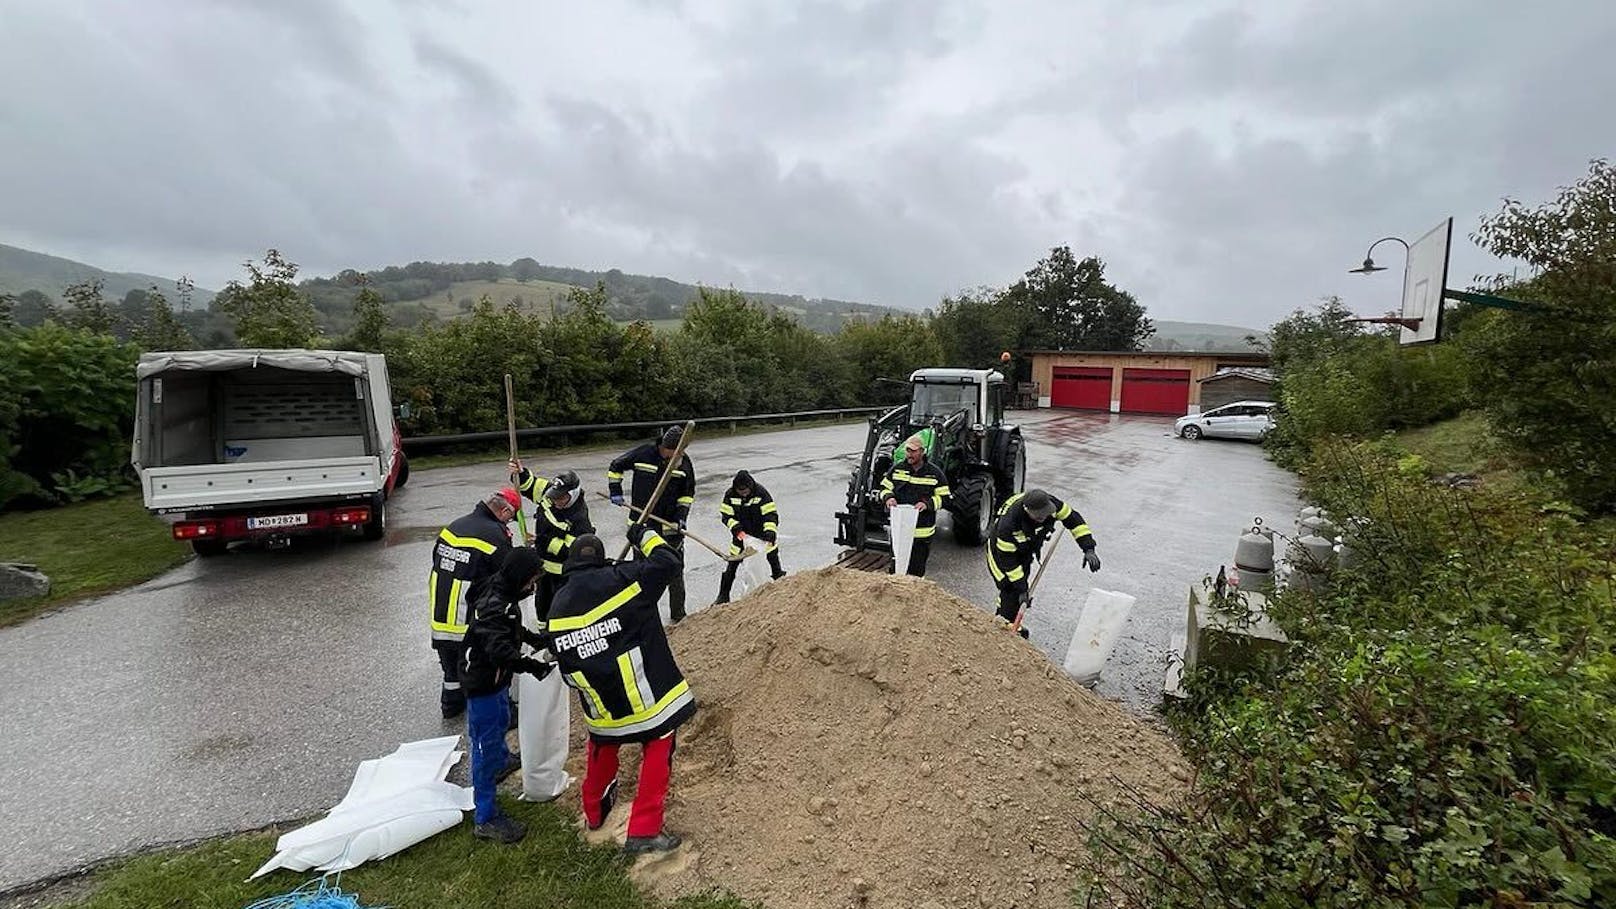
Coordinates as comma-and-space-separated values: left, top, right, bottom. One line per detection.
1119, 368, 1190, 415
1050, 366, 1112, 410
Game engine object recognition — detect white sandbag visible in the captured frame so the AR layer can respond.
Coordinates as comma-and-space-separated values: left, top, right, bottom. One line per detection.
735, 536, 770, 596
517, 667, 572, 801
250, 737, 472, 879
890, 504, 918, 575
1061, 588, 1138, 686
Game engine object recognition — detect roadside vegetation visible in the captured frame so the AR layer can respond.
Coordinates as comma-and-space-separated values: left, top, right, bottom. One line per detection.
16, 800, 751, 909
1084, 159, 1616, 907
0, 493, 187, 627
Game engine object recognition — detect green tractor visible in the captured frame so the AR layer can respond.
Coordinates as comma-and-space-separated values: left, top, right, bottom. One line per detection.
834, 368, 1027, 566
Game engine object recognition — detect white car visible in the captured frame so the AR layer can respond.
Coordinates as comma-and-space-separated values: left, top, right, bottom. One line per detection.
1175, 400, 1277, 441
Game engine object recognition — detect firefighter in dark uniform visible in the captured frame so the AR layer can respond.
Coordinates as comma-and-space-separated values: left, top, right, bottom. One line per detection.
427, 488, 520, 718
713, 469, 786, 604
606, 426, 695, 623
880, 433, 950, 577
509, 461, 594, 615
547, 526, 693, 855
987, 488, 1101, 635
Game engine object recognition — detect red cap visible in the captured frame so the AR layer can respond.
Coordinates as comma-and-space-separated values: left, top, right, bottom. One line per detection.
497, 488, 521, 510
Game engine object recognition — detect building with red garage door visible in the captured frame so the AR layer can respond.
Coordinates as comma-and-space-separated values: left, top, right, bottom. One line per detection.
1025, 350, 1271, 416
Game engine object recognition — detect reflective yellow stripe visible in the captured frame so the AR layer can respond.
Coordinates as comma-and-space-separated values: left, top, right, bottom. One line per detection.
998, 492, 1024, 516
719, 503, 735, 515
914, 525, 937, 538
894, 472, 938, 485
549, 582, 641, 632
606, 470, 624, 481
676, 496, 694, 505
431, 577, 468, 633
586, 680, 691, 730
994, 537, 1017, 552
760, 502, 778, 515
543, 561, 563, 575
1072, 523, 1092, 538
569, 671, 608, 719
1005, 565, 1025, 581
546, 537, 566, 555
438, 529, 496, 554
1054, 502, 1073, 520
936, 485, 951, 498
519, 473, 540, 494
640, 532, 666, 557
619, 654, 647, 713
763, 522, 778, 533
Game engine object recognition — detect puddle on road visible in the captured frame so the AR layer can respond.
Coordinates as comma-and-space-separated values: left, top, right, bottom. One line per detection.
385, 525, 441, 547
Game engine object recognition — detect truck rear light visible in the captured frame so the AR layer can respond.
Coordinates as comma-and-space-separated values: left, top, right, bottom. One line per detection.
331, 507, 371, 526
173, 520, 220, 540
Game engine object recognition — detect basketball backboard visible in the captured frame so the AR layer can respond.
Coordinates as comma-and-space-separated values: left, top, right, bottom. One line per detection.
1400, 218, 1452, 345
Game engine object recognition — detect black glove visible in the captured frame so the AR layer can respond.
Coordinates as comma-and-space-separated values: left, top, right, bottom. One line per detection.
626, 521, 651, 548
1083, 549, 1101, 572
519, 658, 554, 680
764, 531, 778, 545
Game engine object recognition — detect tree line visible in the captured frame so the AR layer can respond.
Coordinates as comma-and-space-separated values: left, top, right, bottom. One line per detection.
0, 245, 1150, 509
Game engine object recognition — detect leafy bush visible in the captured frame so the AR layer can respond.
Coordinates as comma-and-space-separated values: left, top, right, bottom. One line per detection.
1459, 159, 1616, 512
1085, 440, 1616, 907
0, 323, 140, 508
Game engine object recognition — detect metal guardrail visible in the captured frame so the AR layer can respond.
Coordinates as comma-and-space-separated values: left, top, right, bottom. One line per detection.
401, 406, 893, 453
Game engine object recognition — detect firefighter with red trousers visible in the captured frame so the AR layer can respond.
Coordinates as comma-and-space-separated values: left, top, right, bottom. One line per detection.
547, 525, 693, 855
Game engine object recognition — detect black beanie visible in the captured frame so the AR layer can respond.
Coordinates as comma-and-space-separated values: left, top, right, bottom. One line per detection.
732, 469, 754, 491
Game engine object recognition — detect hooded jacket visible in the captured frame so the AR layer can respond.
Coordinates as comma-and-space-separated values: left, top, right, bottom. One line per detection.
461, 548, 553, 697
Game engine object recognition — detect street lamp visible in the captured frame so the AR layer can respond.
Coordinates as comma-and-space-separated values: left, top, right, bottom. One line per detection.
1347, 236, 1410, 275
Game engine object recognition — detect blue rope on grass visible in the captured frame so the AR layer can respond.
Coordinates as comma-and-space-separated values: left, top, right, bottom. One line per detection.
244, 876, 386, 909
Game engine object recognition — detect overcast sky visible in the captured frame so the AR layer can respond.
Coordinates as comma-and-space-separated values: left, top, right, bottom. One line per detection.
2, 1, 1612, 328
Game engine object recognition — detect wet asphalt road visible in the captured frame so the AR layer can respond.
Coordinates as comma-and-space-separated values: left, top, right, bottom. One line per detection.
0, 410, 1297, 890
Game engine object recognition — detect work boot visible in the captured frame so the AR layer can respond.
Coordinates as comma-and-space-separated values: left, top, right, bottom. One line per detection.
441, 702, 465, 720
623, 832, 682, 854
473, 814, 527, 844
771, 569, 788, 581
587, 780, 618, 831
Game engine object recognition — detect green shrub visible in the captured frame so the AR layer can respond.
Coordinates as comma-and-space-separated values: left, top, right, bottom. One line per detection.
0, 323, 140, 509
1086, 440, 1616, 907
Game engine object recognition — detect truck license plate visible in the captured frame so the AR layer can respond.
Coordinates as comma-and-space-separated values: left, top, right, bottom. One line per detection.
248, 513, 309, 530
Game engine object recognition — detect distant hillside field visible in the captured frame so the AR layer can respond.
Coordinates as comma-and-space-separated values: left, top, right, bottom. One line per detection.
0, 243, 215, 305
1147, 320, 1267, 352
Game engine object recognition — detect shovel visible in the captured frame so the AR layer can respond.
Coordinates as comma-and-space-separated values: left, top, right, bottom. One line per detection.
504, 373, 529, 546
614, 421, 696, 561
1010, 530, 1063, 635
593, 491, 744, 562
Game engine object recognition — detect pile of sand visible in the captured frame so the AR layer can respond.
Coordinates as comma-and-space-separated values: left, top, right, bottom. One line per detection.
566, 568, 1189, 909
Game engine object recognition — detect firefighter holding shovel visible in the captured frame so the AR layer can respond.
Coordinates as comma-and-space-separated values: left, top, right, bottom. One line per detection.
987, 488, 1100, 638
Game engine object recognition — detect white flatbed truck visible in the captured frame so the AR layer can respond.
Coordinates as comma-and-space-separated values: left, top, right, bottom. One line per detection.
131, 349, 410, 555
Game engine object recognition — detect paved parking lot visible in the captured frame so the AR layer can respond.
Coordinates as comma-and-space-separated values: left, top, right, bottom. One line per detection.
0, 410, 1297, 891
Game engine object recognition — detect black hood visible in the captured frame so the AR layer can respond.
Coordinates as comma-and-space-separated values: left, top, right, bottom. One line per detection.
731, 469, 754, 493
492, 548, 543, 598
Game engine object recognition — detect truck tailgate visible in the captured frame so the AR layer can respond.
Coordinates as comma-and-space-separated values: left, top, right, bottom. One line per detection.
142, 457, 383, 511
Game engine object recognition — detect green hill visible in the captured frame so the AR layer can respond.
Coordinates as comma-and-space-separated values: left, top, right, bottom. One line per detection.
1147, 320, 1267, 352
0, 243, 214, 306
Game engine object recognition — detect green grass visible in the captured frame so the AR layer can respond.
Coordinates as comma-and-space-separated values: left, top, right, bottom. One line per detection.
26, 800, 752, 908
421, 279, 578, 319
0, 493, 189, 627
1392, 411, 1497, 475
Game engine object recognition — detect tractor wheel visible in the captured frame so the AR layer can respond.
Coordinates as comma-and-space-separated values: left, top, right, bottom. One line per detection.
951, 472, 995, 546
991, 431, 1026, 500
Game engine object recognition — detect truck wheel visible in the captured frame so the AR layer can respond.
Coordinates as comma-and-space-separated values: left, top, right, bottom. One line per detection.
951, 472, 995, 546
394, 455, 410, 489
362, 493, 387, 542
192, 539, 228, 557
